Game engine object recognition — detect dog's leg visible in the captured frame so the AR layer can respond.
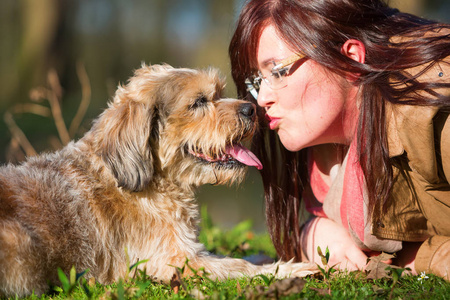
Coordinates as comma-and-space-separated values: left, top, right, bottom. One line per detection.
0, 221, 48, 297
179, 254, 317, 280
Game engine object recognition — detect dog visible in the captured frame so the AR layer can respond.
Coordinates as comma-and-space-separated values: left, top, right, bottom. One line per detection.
0, 64, 316, 297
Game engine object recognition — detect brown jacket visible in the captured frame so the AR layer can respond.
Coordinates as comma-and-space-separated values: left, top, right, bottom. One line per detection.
372, 52, 450, 279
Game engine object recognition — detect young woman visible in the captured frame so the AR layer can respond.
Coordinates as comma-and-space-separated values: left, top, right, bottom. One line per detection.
229, 0, 450, 279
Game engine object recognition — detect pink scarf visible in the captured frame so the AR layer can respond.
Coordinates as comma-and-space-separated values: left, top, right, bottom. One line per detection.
304, 139, 402, 253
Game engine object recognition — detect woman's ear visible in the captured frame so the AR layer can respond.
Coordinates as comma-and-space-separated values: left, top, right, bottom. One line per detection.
341, 39, 366, 64
341, 39, 366, 82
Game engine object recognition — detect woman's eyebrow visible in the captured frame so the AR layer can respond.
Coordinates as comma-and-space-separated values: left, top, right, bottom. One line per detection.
259, 57, 279, 68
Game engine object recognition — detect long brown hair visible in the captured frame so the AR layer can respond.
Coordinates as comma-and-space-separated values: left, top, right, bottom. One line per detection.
229, 0, 450, 261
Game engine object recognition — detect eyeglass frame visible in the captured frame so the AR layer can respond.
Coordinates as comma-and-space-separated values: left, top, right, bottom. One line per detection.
245, 52, 306, 99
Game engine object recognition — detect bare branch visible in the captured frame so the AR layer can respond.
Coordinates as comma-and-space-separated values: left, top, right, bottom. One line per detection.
47, 69, 70, 145
3, 111, 37, 157
10, 103, 51, 117
69, 61, 91, 138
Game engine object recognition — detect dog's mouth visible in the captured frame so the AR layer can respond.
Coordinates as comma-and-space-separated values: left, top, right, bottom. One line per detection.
188, 144, 262, 170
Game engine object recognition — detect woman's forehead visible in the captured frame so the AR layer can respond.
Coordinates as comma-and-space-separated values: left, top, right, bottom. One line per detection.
256, 25, 295, 68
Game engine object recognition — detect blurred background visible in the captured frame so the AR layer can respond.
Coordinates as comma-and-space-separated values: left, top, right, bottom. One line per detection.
1, 0, 449, 232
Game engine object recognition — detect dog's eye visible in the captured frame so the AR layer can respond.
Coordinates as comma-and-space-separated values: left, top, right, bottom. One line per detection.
191, 95, 208, 109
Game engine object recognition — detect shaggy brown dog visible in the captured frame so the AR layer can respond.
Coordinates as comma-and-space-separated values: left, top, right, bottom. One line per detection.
0, 64, 316, 297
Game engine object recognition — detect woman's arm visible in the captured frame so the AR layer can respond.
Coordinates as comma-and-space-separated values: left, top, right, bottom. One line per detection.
301, 218, 450, 279
414, 236, 450, 280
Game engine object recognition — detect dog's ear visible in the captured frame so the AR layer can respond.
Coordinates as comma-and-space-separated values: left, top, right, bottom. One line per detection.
94, 101, 159, 192
92, 64, 176, 192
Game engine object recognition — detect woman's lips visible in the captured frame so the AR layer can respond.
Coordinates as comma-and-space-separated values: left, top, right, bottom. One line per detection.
266, 114, 280, 130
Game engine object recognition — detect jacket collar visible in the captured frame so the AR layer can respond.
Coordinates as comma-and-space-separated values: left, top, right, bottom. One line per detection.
386, 58, 449, 182
387, 103, 440, 181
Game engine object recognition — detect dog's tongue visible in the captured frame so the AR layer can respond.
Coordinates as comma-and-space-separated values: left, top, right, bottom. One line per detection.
225, 145, 263, 170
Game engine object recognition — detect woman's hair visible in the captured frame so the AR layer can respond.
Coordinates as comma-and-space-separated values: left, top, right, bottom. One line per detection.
229, 0, 450, 261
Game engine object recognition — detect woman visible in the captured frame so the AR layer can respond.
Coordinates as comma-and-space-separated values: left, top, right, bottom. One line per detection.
229, 0, 450, 278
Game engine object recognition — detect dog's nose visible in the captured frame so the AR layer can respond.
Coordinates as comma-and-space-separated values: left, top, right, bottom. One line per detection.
239, 103, 256, 120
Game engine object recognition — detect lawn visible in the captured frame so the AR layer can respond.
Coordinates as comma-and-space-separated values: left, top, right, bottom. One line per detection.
9, 207, 450, 299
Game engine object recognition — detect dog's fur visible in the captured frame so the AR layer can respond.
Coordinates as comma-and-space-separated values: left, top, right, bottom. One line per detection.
0, 64, 316, 297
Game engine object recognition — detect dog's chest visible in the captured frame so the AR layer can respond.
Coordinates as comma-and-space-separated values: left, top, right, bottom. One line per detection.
124, 195, 201, 259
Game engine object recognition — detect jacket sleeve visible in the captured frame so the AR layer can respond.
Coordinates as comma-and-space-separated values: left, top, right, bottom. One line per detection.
415, 235, 450, 281
416, 110, 450, 281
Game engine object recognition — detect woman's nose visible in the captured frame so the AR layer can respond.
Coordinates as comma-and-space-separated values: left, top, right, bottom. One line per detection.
256, 81, 275, 108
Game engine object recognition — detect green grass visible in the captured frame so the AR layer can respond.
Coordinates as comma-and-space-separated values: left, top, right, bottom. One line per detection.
10, 207, 450, 299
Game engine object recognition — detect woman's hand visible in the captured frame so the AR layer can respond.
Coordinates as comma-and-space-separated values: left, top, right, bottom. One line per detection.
301, 217, 368, 271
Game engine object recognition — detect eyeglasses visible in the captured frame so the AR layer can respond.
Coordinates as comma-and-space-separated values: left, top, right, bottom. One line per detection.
245, 52, 305, 99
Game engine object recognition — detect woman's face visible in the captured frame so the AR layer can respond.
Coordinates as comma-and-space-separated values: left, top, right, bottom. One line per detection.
255, 24, 359, 151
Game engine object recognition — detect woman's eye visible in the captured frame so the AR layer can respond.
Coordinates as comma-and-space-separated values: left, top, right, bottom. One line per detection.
271, 71, 280, 79
272, 67, 288, 78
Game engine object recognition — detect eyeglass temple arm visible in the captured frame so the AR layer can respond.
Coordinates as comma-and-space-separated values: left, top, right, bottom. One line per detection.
273, 53, 305, 70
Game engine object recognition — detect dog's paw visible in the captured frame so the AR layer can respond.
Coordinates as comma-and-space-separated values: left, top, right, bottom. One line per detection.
273, 260, 319, 278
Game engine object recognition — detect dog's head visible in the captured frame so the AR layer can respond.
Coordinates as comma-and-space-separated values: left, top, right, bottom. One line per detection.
91, 64, 262, 192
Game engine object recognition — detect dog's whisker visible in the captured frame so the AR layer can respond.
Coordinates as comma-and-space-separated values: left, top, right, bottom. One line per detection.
210, 169, 219, 186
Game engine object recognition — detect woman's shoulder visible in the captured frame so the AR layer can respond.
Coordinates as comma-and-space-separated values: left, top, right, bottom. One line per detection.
386, 26, 450, 168
390, 25, 450, 88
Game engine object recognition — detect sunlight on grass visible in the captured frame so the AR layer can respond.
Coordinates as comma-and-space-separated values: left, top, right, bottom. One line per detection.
11, 207, 450, 299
